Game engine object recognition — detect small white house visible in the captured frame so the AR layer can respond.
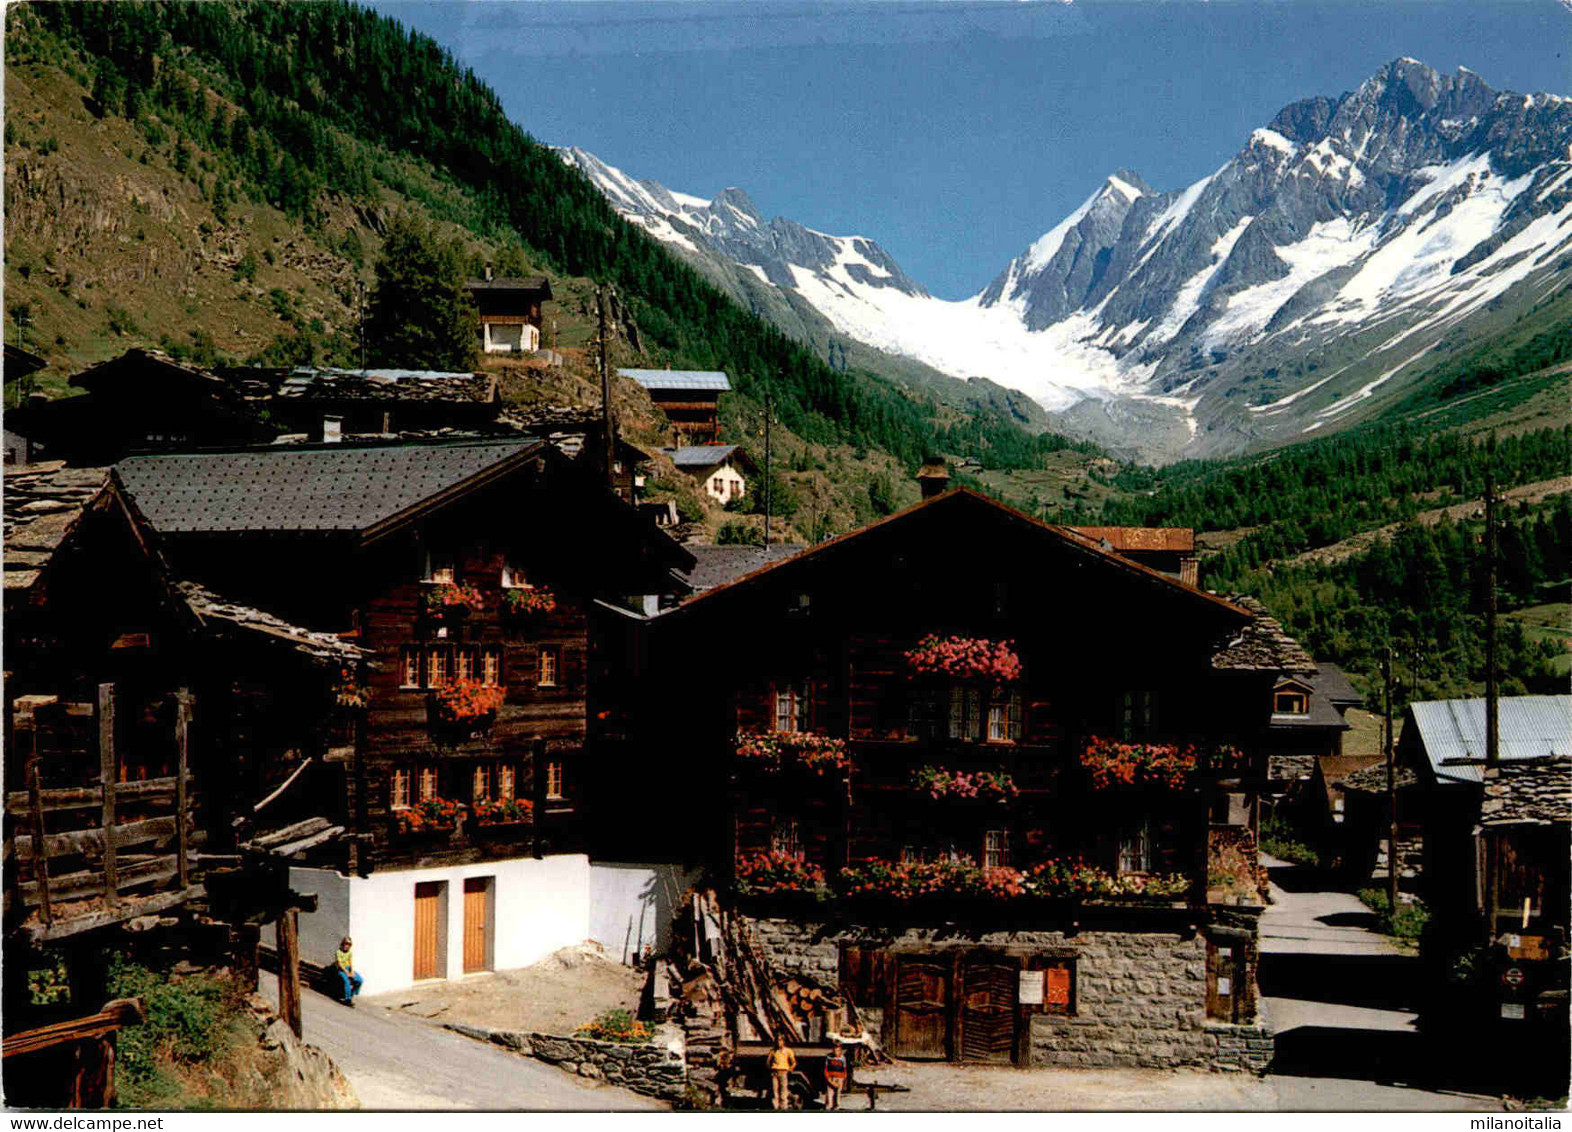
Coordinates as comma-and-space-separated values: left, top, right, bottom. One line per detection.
664, 444, 754, 505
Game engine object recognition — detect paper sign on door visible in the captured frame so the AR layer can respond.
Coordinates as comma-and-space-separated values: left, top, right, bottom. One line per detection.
1045, 966, 1071, 1007
1017, 970, 1044, 1004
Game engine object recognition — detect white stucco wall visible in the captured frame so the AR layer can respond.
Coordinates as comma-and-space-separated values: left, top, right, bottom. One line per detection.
342, 853, 592, 995
700, 462, 746, 504
588, 862, 702, 966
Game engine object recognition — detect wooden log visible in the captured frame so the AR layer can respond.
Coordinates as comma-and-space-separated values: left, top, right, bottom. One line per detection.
6, 776, 182, 815
252, 756, 313, 815
27, 757, 52, 925
175, 691, 191, 889
98, 684, 119, 907
251, 816, 330, 850
270, 825, 344, 858
277, 909, 303, 1039
3, 998, 146, 1059
13, 815, 182, 860
17, 853, 186, 904
25, 885, 203, 944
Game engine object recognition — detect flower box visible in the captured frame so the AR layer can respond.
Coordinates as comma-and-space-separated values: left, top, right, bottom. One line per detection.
904, 636, 1022, 686
501, 586, 557, 618
422, 583, 487, 620
912, 766, 1018, 802
733, 731, 851, 776
838, 858, 1026, 901
429, 680, 505, 740
396, 797, 464, 835
734, 851, 830, 899
473, 797, 534, 828
1025, 858, 1193, 902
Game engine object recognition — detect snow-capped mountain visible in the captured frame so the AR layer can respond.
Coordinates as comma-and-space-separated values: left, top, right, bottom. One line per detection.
562, 60, 1572, 460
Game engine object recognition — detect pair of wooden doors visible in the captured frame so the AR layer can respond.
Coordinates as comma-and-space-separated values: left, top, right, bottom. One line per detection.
892, 952, 1019, 1064
412, 878, 491, 980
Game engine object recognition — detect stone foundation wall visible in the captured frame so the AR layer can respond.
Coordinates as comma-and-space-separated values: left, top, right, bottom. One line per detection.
446, 1022, 688, 1102
743, 916, 1269, 1073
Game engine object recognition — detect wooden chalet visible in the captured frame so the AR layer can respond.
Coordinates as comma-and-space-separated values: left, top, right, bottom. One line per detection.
1069, 526, 1200, 587
467, 273, 552, 355
619, 369, 730, 444
224, 366, 503, 441
605, 488, 1316, 1070
113, 437, 693, 994
3, 466, 367, 1053
663, 444, 754, 505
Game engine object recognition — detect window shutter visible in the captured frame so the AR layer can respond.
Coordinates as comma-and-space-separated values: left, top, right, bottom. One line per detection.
948, 686, 965, 739
1009, 693, 1024, 741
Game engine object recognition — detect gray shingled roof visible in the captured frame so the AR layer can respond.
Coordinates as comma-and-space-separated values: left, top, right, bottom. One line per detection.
468, 276, 551, 294
117, 439, 539, 536
1409, 695, 1572, 786
665, 445, 743, 470
276, 368, 495, 403
1211, 595, 1317, 673
680, 544, 806, 591
618, 369, 731, 392
1480, 760, 1572, 826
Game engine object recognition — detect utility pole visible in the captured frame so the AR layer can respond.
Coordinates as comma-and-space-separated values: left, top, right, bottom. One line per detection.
1484, 463, 1499, 769
597, 285, 615, 488
357, 281, 367, 370
762, 392, 772, 549
1383, 647, 1399, 915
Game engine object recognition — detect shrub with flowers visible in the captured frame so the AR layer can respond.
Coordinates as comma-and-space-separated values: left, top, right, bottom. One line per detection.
423, 583, 487, 617
904, 636, 1022, 685
1079, 737, 1200, 790
502, 586, 557, 617
577, 1008, 653, 1045
838, 858, 1025, 900
912, 766, 1018, 802
734, 851, 830, 899
473, 797, 534, 826
333, 665, 369, 710
733, 731, 851, 776
397, 796, 464, 833
432, 679, 506, 726
1024, 858, 1192, 901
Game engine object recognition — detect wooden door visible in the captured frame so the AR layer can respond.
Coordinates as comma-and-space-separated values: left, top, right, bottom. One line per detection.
463, 878, 489, 973
413, 881, 441, 980
893, 954, 951, 1060
1206, 941, 1235, 1021
958, 954, 1018, 1064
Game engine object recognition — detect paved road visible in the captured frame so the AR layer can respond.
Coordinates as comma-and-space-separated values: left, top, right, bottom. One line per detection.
1257, 854, 1501, 1111
259, 971, 666, 1110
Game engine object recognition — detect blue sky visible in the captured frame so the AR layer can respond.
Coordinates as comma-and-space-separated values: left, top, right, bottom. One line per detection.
376, 1, 1570, 299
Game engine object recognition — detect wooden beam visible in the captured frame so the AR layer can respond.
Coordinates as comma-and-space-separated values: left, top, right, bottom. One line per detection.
250, 816, 330, 849
98, 684, 118, 907
175, 691, 192, 890
6, 776, 182, 815
26, 758, 52, 926
24, 885, 203, 944
277, 909, 303, 1039
271, 825, 343, 858
3, 998, 146, 1059
252, 757, 313, 815
17, 853, 186, 904
13, 815, 183, 860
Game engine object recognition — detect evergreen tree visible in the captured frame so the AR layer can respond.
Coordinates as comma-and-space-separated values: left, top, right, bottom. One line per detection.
366, 212, 478, 371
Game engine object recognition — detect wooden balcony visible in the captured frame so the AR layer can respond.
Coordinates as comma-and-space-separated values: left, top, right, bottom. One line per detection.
5, 687, 202, 943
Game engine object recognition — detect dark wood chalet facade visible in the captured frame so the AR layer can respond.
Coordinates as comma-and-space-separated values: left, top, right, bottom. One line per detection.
111, 438, 692, 990
608, 489, 1314, 1070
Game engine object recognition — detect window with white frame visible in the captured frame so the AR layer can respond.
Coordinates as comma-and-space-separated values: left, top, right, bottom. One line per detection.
417, 764, 439, 802
775, 683, 807, 733
482, 646, 503, 687
1117, 819, 1153, 874
986, 692, 1024, 743
472, 764, 493, 805
545, 759, 565, 800
770, 816, 802, 859
983, 829, 1010, 869
424, 550, 456, 585
498, 764, 516, 801
390, 767, 412, 809
538, 646, 560, 688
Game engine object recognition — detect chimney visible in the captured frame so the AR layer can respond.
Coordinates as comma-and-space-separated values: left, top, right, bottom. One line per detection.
918, 456, 950, 500
322, 414, 343, 443
484, 263, 493, 282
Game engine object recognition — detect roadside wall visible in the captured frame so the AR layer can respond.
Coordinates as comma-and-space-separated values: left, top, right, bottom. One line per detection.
744, 916, 1270, 1073
588, 862, 702, 965
445, 1021, 688, 1102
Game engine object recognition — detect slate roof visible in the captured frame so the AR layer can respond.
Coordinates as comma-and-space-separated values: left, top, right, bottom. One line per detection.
1070, 526, 1195, 553
1343, 761, 1419, 794
1480, 759, 1572, 826
618, 369, 731, 393
1269, 691, 1350, 730
664, 445, 746, 470
274, 368, 496, 403
1408, 695, 1572, 786
3, 462, 111, 592
1211, 595, 1317, 673
70, 347, 232, 394
680, 544, 807, 591
1312, 663, 1364, 707
116, 439, 541, 536
467, 275, 552, 295
180, 581, 370, 666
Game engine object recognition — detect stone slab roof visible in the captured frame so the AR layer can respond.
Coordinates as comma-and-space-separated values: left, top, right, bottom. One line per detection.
180, 581, 371, 666
1480, 759, 1572, 826
274, 368, 496, 404
1211, 595, 1317, 673
1342, 762, 1419, 794
3, 462, 111, 591
680, 544, 806, 591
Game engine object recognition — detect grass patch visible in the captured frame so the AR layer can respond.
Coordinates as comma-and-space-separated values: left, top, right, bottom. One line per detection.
106, 955, 252, 1109
1357, 887, 1431, 941
1259, 813, 1323, 868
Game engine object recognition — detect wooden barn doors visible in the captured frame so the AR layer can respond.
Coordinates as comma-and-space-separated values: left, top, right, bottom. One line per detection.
893, 954, 951, 1059
463, 878, 492, 974
413, 881, 442, 980
957, 953, 1019, 1064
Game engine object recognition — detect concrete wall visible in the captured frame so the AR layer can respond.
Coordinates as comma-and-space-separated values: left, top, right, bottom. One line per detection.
745, 916, 1270, 1073
588, 862, 702, 965
270, 855, 592, 997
